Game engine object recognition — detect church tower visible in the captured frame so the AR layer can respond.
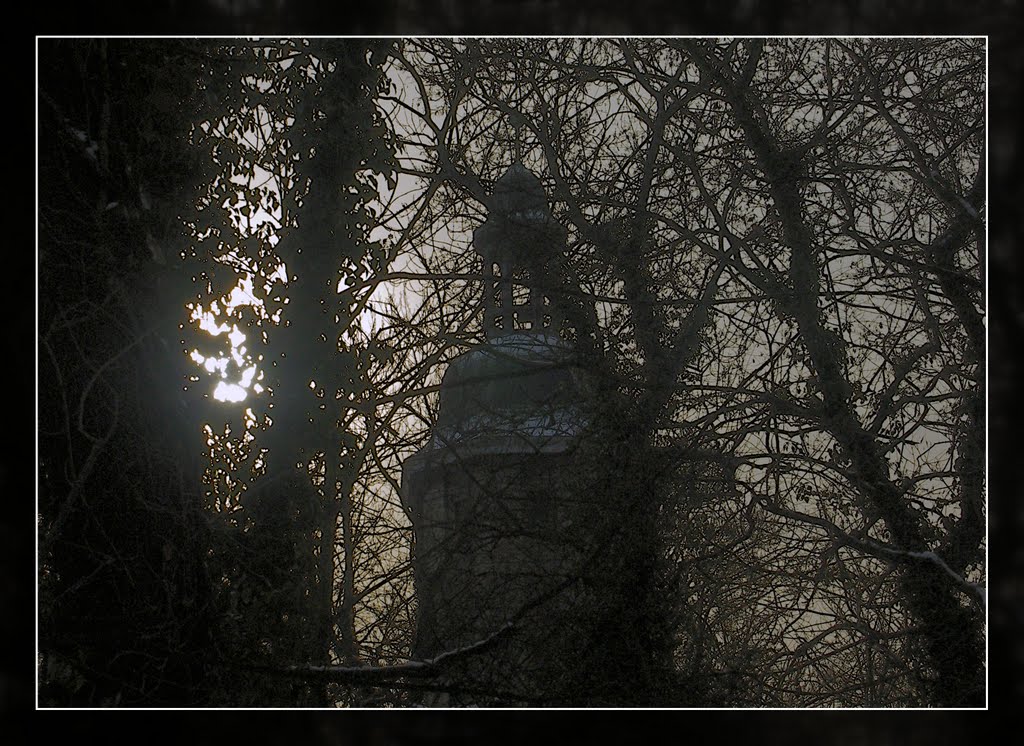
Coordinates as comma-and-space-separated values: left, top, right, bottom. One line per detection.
400, 163, 597, 704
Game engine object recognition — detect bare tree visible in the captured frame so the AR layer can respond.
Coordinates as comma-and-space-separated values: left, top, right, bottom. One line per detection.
364, 37, 984, 706
39, 35, 985, 708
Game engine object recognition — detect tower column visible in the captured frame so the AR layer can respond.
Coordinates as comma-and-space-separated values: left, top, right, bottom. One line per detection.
499, 260, 513, 333
483, 260, 496, 336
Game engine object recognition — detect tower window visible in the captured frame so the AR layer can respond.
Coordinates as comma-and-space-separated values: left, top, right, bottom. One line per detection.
512, 283, 530, 305
513, 311, 532, 330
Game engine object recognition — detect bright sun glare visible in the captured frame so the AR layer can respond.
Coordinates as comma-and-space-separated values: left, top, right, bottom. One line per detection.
189, 69, 399, 406
189, 275, 265, 403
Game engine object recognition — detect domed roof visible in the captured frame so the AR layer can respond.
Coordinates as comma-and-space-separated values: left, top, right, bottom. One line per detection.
432, 333, 586, 441
474, 163, 565, 265
400, 332, 589, 519
489, 162, 549, 218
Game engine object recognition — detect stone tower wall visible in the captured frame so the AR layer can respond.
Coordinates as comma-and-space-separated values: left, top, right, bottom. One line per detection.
403, 440, 607, 703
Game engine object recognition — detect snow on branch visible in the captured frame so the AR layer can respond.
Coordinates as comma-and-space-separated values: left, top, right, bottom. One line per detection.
265, 621, 516, 683
758, 498, 985, 608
